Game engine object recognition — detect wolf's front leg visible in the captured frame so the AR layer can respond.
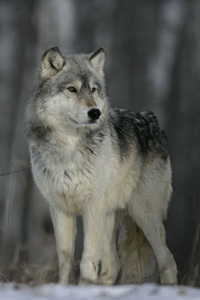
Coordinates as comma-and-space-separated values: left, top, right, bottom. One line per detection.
99, 212, 120, 285
50, 206, 76, 284
79, 202, 105, 285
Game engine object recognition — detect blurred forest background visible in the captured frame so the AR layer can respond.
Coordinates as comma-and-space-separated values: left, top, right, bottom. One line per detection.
0, 0, 200, 286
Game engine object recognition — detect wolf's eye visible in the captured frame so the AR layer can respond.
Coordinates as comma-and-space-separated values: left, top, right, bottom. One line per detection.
91, 87, 96, 93
67, 86, 77, 93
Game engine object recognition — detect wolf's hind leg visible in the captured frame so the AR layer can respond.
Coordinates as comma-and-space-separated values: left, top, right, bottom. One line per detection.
50, 206, 76, 284
128, 205, 177, 285
158, 224, 177, 284
99, 212, 120, 285
118, 214, 159, 284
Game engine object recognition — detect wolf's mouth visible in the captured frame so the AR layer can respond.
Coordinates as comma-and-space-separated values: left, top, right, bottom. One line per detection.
69, 117, 99, 127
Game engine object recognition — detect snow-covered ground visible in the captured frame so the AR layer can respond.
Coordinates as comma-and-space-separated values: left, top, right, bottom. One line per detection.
0, 283, 200, 300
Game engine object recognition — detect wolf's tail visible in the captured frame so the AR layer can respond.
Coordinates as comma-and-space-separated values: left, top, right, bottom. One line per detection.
117, 212, 159, 284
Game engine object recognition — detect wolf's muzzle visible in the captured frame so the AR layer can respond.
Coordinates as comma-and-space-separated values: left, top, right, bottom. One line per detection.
88, 109, 101, 121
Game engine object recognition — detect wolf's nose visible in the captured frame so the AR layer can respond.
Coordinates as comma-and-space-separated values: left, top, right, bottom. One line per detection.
88, 109, 101, 121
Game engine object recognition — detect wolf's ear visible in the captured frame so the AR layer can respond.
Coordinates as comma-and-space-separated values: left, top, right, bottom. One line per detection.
89, 48, 106, 76
41, 47, 65, 78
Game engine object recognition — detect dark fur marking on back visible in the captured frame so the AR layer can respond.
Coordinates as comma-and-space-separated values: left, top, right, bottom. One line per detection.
111, 109, 168, 160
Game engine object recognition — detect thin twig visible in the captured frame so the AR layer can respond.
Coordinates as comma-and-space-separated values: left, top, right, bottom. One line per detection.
0, 168, 30, 177
0, 271, 9, 282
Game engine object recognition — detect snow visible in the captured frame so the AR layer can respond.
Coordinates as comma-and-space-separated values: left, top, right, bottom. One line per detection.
0, 283, 200, 300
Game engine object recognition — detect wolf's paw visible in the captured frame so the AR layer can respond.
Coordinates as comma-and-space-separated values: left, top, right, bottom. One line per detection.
99, 259, 120, 285
98, 271, 117, 285
79, 259, 98, 285
79, 277, 98, 285
160, 260, 177, 285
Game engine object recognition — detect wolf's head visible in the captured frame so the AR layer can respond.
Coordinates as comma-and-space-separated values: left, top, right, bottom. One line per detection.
32, 47, 108, 131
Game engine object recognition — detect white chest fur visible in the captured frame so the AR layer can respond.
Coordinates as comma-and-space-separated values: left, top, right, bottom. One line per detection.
30, 132, 99, 214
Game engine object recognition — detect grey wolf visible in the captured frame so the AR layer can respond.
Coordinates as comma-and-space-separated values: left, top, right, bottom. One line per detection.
25, 46, 177, 285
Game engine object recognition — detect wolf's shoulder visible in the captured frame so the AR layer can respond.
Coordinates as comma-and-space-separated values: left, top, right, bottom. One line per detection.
108, 108, 169, 160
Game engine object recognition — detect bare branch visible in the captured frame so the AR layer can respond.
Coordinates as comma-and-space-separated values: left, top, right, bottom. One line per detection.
0, 168, 30, 177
